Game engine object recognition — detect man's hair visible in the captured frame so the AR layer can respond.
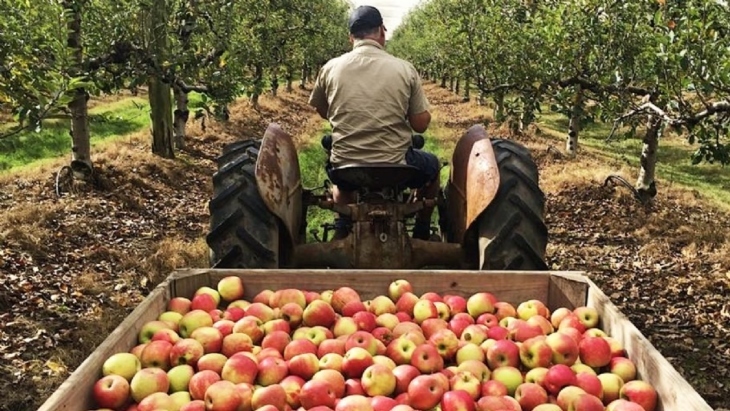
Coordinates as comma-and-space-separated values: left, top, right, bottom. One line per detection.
351, 25, 380, 40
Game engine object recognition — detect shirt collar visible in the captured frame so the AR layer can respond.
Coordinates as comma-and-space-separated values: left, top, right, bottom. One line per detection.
353, 39, 383, 50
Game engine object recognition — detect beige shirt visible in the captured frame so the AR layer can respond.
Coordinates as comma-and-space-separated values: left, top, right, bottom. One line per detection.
309, 39, 430, 165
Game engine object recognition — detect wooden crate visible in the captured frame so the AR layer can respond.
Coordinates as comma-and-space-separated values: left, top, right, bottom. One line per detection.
39, 269, 711, 411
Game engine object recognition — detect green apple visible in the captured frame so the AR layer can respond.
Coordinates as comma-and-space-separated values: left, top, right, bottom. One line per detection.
102, 352, 141, 381
167, 364, 194, 393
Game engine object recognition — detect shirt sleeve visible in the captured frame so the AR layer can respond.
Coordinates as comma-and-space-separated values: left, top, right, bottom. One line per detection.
408, 67, 430, 116
308, 66, 329, 113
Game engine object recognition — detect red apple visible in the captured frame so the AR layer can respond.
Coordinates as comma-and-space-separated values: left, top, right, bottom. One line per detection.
568, 393, 604, 411
545, 331, 579, 366
256, 356, 288, 386
191, 293, 218, 312
190, 326, 223, 354
486, 339, 520, 369
93, 374, 130, 410
449, 370, 480, 399
619, 380, 657, 411
168, 297, 192, 315
515, 382, 548, 411
221, 352, 258, 385
331, 287, 361, 314
410, 343, 444, 373
480, 380, 509, 397
251, 384, 287, 411
232, 316, 264, 344
407, 375, 445, 410
370, 395, 398, 411
140, 340, 173, 370
475, 395, 521, 411
385, 337, 417, 365
313, 368, 347, 398
335, 395, 374, 411
303, 300, 337, 328
440, 389, 476, 411
556, 386, 587, 410
284, 337, 318, 360
300, 379, 337, 409
544, 364, 577, 395
605, 399, 646, 411
392, 364, 420, 395
519, 336, 553, 369
342, 347, 374, 379
443, 295, 468, 315
575, 371, 604, 399
288, 352, 321, 380
204, 380, 241, 411
188, 369, 220, 401
579, 336, 612, 368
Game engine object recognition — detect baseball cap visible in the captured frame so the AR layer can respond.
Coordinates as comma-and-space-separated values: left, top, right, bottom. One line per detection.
348, 5, 383, 34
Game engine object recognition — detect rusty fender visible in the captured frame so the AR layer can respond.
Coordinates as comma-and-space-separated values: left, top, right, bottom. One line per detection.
254, 123, 304, 245
447, 124, 500, 244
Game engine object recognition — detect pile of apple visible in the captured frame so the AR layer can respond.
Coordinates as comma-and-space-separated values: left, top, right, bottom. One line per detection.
91, 277, 658, 411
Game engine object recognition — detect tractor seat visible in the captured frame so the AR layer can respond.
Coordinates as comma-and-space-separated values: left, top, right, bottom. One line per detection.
330, 163, 419, 190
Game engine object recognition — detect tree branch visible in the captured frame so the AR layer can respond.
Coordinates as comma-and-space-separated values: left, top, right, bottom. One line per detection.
175, 80, 209, 93
558, 76, 651, 97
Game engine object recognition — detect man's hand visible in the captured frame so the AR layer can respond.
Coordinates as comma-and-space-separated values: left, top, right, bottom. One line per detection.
409, 110, 431, 133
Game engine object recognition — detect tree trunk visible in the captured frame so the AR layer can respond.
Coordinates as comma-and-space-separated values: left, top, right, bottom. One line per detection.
519, 93, 536, 131
566, 87, 584, 158
440, 75, 447, 88
173, 84, 189, 149
285, 69, 294, 93
250, 64, 263, 110
635, 114, 660, 202
271, 75, 279, 97
299, 64, 308, 89
149, 77, 175, 158
462, 77, 471, 102
449, 77, 455, 92
455, 78, 461, 95
148, 0, 174, 158
64, 0, 93, 177
494, 91, 505, 122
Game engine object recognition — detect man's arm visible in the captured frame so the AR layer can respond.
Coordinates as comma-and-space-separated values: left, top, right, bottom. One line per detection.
308, 67, 329, 119
409, 111, 431, 133
408, 68, 431, 133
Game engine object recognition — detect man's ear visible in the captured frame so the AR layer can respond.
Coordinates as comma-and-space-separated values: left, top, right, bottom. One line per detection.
348, 35, 355, 44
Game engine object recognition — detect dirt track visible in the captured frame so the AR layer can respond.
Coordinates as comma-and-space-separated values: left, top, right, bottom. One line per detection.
0, 85, 728, 410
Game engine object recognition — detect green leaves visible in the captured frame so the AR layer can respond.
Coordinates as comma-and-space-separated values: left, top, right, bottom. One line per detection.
389, 0, 730, 165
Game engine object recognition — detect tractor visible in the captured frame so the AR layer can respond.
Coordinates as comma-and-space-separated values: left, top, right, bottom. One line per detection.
206, 123, 547, 270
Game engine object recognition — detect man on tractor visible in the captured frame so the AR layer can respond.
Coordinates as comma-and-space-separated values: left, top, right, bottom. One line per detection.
308, 5, 440, 241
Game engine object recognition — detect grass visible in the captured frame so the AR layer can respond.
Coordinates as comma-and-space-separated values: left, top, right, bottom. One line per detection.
298, 122, 334, 241
537, 111, 730, 210
0, 92, 204, 173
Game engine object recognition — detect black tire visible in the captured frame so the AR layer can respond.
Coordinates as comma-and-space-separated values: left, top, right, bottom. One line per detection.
476, 139, 548, 270
206, 139, 281, 268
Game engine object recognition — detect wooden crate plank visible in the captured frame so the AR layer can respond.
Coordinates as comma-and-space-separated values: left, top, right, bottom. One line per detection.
38, 284, 170, 411
586, 279, 712, 411
203, 269, 553, 305
548, 272, 590, 310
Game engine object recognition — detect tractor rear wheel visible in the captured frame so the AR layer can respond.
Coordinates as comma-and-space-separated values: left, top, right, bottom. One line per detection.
206, 139, 282, 268
476, 139, 548, 270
